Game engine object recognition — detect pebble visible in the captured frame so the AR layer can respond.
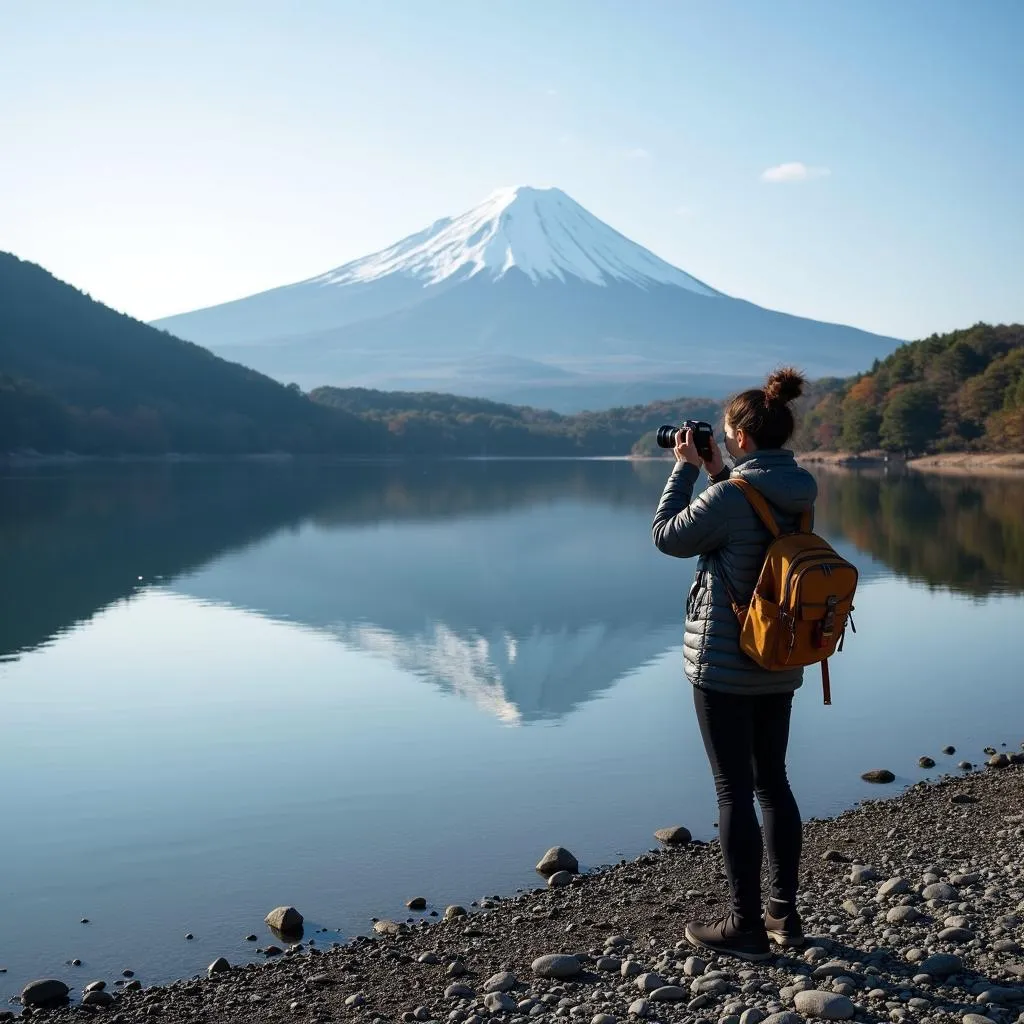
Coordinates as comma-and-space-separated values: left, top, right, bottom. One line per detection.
684, 956, 709, 976
419, 952, 441, 964
649, 986, 689, 1002
653, 826, 692, 846
628, 1000, 650, 1018
938, 927, 975, 942
592, 1015, 617, 1024
850, 865, 879, 883
532, 954, 582, 979
761, 1014, 805, 1024
207, 957, 231, 976
484, 972, 519, 993
793, 991, 855, 1020
923, 882, 959, 901
886, 906, 921, 924
446, 983, 475, 999
484, 993, 517, 1012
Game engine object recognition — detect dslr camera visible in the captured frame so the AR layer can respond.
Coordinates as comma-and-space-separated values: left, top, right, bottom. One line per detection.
656, 420, 715, 460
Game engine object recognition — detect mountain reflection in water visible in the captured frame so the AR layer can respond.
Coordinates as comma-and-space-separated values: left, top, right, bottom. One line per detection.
2, 460, 1022, 721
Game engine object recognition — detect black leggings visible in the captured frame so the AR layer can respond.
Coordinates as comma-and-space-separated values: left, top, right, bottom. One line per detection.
692, 686, 802, 924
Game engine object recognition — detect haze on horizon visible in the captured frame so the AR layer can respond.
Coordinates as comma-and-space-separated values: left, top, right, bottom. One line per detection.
2, 0, 1022, 341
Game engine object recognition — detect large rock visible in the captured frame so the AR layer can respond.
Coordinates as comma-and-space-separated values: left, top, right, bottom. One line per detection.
919, 953, 963, 977
794, 991, 855, 1020
207, 957, 231, 977
654, 826, 692, 846
264, 906, 303, 935
861, 769, 896, 784
373, 919, 402, 935
483, 972, 518, 993
535, 847, 579, 876
444, 905, 468, 921
649, 986, 689, 1002
532, 954, 582, 979
21, 980, 70, 1008
923, 882, 959, 902
82, 990, 114, 1007
635, 973, 666, 993
483, 992, 517, 1013
548, 870, 574, 889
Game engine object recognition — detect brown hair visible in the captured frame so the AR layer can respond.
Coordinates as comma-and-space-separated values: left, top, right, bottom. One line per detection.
725, 367, 806, 449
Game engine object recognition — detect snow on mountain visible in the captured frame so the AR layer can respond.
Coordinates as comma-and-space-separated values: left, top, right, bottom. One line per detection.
152, 184, 901, 409
311, 186, 721, 294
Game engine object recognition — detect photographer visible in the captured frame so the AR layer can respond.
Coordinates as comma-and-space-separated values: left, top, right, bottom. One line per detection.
652, 368, 816, 961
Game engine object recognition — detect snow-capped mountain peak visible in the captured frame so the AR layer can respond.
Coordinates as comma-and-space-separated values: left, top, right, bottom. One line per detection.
311, 185, 720, 295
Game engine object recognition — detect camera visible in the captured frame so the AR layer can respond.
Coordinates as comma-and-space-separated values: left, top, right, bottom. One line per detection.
656, 420, 715, 460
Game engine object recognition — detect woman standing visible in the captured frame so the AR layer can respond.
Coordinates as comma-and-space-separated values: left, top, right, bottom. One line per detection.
652, 368, 816, 961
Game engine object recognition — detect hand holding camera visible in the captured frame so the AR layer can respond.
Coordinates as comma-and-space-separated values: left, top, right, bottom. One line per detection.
657, 420, 726, 476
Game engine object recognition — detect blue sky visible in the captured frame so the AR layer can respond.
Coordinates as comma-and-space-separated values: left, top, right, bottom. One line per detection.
1, 0, 1021, 340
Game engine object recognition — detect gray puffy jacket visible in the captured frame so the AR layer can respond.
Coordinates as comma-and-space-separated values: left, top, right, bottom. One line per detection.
652, 449, 818, 695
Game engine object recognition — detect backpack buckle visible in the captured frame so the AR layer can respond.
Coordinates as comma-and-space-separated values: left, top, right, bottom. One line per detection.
821, 595, 838, 638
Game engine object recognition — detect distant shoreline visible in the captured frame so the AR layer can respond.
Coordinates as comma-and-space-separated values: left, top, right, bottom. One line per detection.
4, 450, 1024, 474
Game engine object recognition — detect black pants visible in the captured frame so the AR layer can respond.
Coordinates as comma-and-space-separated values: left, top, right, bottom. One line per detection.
692, 686, 802, 925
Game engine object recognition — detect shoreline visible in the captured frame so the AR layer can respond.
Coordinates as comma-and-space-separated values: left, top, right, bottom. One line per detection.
11, 758, 1024, 1022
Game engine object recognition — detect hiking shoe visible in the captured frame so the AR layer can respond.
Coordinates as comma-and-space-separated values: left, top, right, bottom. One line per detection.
684, 913, 771, 961
764, 905, 805, 948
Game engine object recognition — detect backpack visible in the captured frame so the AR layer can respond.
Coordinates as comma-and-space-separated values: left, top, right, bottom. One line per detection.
722, 478, 858, 705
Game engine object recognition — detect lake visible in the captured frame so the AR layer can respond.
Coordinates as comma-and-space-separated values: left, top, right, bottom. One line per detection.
2, 458, 1023, 1001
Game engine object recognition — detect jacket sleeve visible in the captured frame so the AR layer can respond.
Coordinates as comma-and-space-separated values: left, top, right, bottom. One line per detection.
652, 463, 731, 559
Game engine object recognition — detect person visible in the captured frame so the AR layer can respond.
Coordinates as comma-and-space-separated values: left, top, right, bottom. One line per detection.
651, 367, 817, 961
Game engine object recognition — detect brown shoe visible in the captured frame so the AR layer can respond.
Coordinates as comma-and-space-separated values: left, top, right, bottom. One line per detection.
764, 904, 804, 948
684, 913, 772, 962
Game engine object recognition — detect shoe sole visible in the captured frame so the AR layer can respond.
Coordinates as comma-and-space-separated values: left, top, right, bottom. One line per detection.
766, 929, 805, 948
684, 924, 772, 962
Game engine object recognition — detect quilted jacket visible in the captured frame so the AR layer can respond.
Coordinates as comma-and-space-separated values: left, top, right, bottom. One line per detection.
652, 449, 818, 694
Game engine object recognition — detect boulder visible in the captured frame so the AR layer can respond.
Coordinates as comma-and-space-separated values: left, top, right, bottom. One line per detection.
532, 954, 582, 979
21, 980, 70, 1008
861, 769, 896, 784
535, 847, 579, 876
654, 826, 692, 846
207, 957, 231, 977
264, 906, 303, 935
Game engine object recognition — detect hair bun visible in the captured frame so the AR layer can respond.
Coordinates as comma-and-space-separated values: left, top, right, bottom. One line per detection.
763, 366, 805, 405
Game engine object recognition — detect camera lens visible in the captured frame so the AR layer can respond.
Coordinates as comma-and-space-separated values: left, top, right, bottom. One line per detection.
656, 425, 678, 449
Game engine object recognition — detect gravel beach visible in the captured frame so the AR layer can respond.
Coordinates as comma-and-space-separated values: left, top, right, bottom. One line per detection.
10, 758, 1024, 1024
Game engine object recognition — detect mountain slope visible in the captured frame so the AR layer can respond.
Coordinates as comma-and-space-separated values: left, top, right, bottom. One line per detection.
152, 186, 901, 410
0, 252, 379, 454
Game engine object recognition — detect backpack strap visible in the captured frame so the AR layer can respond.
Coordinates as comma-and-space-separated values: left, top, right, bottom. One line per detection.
821, 658, 832, 706
729, 479, 781, 538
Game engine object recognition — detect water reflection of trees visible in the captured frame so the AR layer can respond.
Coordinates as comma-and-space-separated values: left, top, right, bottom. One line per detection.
814, 470, 1024, 595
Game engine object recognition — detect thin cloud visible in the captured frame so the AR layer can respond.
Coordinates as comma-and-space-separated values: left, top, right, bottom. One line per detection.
761, 162, 830, 183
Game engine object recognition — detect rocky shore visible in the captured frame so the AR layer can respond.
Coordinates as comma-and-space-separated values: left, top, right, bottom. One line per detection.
9, 759, 1024, 1024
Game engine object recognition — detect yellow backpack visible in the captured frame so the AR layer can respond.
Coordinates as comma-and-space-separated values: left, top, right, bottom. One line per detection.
723, 479, 858, 705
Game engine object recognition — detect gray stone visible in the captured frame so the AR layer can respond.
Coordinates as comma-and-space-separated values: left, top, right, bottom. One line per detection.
861, 770, 896, 784
407, 897, 427, 911
919, 953, 963, 977
21, 981, 70, 1008
628, 1000, 650, 1018
84, 982, 106, 994
812, 963, 854, 980
445, 905, 468, 921
636, 973, 667, 993
879, 878, 910, 897
850, 865, 879, 884
532, 955, 582, 980
536, 847, 579, 876
974, 988, 1024, 1005
922, 883, 959, 901
649, 987, 689, 1002
938, 927, 975, 942
621, 960, 643, 978
962, 1017, 997, 1024
373, 919, 402, 935
264, 906, 303, 935
596, 957, 621, 973
484, 993, 517, 1013
741, 1010, 766, 1024
445, 984, 475, 999
793, 992, 855, 1020
762, 1014, 805, 1024
988, 754, 1010, 769
484, 973, 519, 994
886, 906, 921, 924
207, 956, 231, 976
654, 826, 692, 846
419, 952, 441, 964
993, 939, 1024, 954
684, 956, 709, 977
548, 871, 574, 889
592, 1015, 617, 1024
82, 990, 115, 1007
345, 994, 366, 1007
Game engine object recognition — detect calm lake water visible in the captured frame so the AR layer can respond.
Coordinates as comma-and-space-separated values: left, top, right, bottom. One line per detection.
2, 459, 1023, 1001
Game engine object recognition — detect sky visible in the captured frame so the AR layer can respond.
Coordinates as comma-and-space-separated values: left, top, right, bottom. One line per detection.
1, 0, 1022, 340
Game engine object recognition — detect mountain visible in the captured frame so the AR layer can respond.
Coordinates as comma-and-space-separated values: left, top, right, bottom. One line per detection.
152, 186, 901, 412
796, 322, 1024, 453
0, 252, 380, 455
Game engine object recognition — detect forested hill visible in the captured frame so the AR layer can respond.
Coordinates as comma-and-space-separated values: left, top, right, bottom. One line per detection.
0, 252, 379, 455
309, 386, 723, 457
795, 323, 1024, 453
0, 252, 722, 457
